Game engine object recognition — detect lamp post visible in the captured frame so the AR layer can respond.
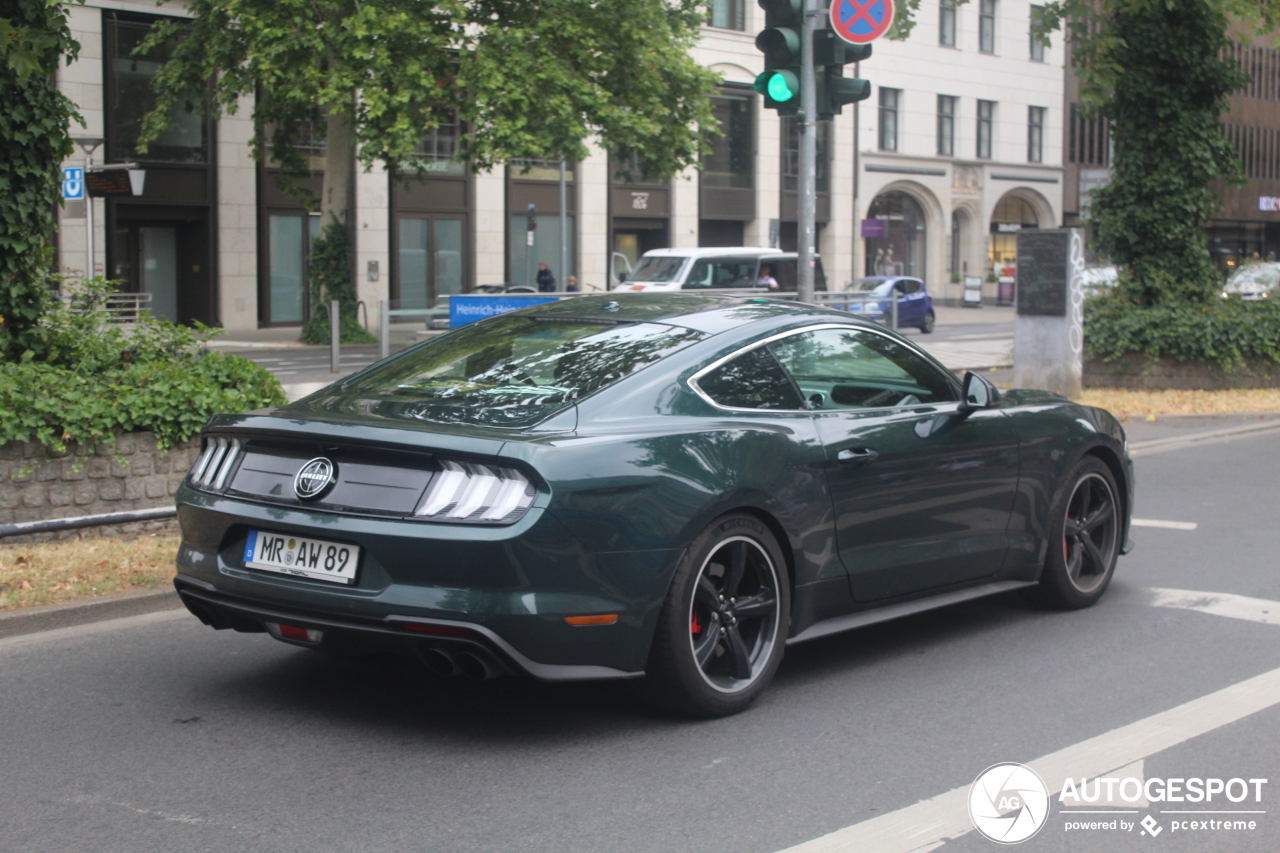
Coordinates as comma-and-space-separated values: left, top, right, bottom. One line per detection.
72, 137, 104, 278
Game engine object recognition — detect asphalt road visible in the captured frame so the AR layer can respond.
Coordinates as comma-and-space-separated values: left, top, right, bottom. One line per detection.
4, 428, 1277, 853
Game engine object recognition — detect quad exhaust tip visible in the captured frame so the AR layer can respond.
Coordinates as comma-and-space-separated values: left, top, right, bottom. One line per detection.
417, 644, 505, 680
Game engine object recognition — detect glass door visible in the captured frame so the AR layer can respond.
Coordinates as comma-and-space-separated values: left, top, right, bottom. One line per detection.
397, 215, 466, 306
267, 212, 321, 324
138, 226, 179, 322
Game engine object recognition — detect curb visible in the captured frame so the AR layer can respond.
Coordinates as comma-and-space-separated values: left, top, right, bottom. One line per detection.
1128, 418, 1280, 457
0, 587, 183, 640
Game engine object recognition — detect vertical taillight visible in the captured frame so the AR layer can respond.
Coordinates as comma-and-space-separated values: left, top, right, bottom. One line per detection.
413, 460, 536, 524
188, 437, 242, 490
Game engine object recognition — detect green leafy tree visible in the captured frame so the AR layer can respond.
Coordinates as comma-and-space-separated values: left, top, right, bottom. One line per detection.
0, 0, 80, 358
137, 0, 720, 339
1038, 0, 1280, 306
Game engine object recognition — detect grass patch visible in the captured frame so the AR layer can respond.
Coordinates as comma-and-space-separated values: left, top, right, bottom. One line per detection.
1078, 388, 1280, 416
0, 533, 179, 611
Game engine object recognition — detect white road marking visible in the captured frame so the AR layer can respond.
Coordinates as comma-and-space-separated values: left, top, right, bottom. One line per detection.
1149, 587, 1280, 627
775, 592, 1280, 853
0, 609, 191, 653
1131, 518, 1198, 530
1127, 420, 1280, 456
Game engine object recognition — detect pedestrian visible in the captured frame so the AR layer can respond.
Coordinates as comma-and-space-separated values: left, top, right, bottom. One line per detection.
536, 262, 556, 292
566, 275, 580, 292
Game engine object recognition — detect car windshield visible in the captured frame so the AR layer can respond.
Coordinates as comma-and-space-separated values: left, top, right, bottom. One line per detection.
338, 314, 707, 426
629, 256, 688, 282
853, 278, 893, 295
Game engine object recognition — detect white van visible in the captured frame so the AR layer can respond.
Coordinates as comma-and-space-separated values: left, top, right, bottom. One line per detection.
613, 247, 827, 293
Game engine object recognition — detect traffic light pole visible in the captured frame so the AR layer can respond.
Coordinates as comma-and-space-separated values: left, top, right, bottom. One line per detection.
797, 0, 818, 304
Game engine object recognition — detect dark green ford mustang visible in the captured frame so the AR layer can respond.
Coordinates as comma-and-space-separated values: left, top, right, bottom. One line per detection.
174, 294, 1133, 716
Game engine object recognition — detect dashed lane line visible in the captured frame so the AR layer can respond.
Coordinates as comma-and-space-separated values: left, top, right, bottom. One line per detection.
773, 589, 1280, 852
1131, 519, 1198, 530
1149, 587, 1280, 627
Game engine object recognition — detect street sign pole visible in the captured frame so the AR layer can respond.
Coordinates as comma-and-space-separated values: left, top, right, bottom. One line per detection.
558, 160, 567, 292
73, 138, 104, 279
797, 0, 817, 304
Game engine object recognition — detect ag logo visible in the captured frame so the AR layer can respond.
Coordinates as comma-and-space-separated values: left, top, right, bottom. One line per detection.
968, 762, 1050, 844
294, 457, 336, 500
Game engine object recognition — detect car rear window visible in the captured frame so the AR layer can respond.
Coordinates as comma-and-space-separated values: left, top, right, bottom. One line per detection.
339, 314, 707, 426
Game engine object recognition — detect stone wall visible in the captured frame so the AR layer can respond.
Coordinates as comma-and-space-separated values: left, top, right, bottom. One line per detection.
0, 432, 198, 542
1084, 355, 1280, 390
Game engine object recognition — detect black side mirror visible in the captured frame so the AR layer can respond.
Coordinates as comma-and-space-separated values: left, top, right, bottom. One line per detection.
959, 371, 1000, 413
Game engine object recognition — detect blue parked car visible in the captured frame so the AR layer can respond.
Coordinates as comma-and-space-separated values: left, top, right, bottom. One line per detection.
841, 276, 936, 333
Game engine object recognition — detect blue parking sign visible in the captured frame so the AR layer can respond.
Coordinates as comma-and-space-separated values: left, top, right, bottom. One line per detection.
62, 168, 85, 200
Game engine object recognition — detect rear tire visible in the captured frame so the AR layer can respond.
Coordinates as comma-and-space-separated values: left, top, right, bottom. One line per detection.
1026, 457, 1120, 610
637, 513, 790, 717
920, 309, 936, 334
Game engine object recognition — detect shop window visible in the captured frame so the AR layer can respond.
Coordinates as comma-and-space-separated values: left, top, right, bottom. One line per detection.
106, 15, 208, 163
509, 214, 576, 289
865, 191, 926, 278
702, 91, 754, 189
511, 157, 574, 181
267, 213, 321, 324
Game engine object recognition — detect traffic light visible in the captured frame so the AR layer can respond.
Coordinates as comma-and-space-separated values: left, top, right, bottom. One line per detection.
754, 0, 803, 116
815, 32, 872, 120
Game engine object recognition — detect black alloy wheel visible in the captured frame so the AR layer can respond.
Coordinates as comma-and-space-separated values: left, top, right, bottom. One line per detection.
1027, 457, 1121, 609
639, 513, 789, 717
920, 309, 936, 334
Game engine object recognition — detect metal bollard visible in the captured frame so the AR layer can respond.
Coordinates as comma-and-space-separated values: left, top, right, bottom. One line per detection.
379, 299, 390, 360
330, 299, 340, 373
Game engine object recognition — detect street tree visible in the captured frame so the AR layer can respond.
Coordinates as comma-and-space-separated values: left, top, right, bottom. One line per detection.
0, 0, 80, 359
139, 0, 719, 339
1038, 0, 1280, 305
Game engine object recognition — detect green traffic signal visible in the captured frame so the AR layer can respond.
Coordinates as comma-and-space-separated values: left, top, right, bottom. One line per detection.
756, 0, 803, 116
756, 70, 800, 103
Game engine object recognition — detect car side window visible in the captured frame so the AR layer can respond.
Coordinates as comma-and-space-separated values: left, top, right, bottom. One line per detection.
767, 258, 799, 291
696, 346, 804, 410
899, 279, 921, 295
770, 327, 956, 409
685, 258, 758, 290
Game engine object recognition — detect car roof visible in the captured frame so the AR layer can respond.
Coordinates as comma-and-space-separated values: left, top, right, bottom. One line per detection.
511, 292, 862, 332
639, 247, 810, 260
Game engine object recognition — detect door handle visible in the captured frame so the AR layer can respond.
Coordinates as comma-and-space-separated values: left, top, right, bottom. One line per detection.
837, 447, 880, 464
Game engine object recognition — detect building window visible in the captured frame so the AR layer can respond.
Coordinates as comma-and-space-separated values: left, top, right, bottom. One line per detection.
879, 87, 900, 152
979, 0, 996, 53
937, 95, 957, 156
977, 100, 994, 159
709, 0, 745, 30
414, 113, 465, 175
1029, 5, 1046, 61
1067, 103, 1111, 165
105, 15, 207, 163
865, 191, 927, 277
702, 90, 754, 188
1027, 106, 1045, 163
782, 117, 830, 193
940, 0, 957, 47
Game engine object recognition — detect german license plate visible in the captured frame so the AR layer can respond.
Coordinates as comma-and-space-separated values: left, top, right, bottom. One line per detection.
243, 530, 360, 585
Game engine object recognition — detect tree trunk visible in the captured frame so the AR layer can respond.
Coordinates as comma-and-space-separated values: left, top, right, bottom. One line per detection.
321, 95, 355, 226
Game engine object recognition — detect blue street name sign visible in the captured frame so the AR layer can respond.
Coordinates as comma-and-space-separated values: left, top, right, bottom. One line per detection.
449, 295, 557, 328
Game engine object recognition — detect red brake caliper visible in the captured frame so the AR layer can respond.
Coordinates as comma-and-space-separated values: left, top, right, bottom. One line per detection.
691, 609, 703, 635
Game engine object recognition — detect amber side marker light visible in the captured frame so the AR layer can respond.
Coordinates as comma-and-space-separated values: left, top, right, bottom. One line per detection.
564, 614, 618, 626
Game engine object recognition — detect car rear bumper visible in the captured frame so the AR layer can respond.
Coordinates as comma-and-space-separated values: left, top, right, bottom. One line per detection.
173, 576, 643, 681
174, 484, 678, 679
